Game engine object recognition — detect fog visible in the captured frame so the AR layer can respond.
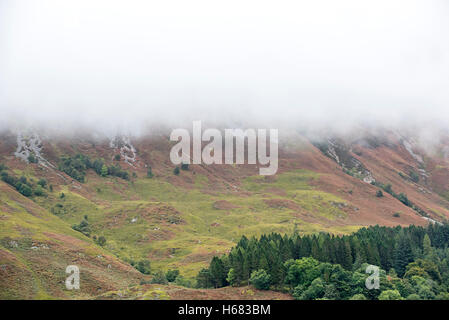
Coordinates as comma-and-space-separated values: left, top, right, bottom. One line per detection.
1, 0, 449, 136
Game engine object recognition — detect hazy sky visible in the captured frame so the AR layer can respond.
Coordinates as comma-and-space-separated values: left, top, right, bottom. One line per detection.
1, 0, 448, 133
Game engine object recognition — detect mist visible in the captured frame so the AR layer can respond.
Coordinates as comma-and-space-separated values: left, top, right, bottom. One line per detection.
1, 0, 449, 136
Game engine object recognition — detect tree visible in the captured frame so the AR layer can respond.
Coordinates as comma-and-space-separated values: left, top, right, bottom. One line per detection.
114, 154, 121, 161
173, 167, 180, 175
284, 257, 320, 288
209, 257, 227, 288
409, 171, 420, 183
376, 190, 383, 198
100, 164, 108, 177
226, 268, 237, 286
96, 236, 107, 247
350, 294, 367, 300
136, 260, 151, 274
151, 271, 168, 284
249, 269, 271, 290
18, 184, 32, 197
378, 290, 402, 300
166, 269, 180, 282
394, 232, 413, 277
37, 178, 47, 188
147, 167, 154, 178
181, 163, 189, 171
423, 234, 432, 256
197, 268, 213, 288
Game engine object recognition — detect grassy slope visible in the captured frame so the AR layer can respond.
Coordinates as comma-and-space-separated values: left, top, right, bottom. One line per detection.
31, 168, 356, 279
0, 182, 142, 299
4, 133, 449, 299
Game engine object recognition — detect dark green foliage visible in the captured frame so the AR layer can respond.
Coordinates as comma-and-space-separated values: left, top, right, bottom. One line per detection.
166, 269, 180, 282
58, 154, 129, 182
409, 171, 420, 183
197, 223, 449, 300
376, 190, 383, 198
397, 193, 410, 206
114, 154, 121, 161
37, 178, 47, 188
393, 212, 401, 218
150, 270, 168, 284
181, 163, 189, 171
0, 171, 45, 197
33, 186, 45, 196
96, 235, 107, 247
71, 218, 91, 237
27, 154, 38, 163
173, 166, 180, 175
250, 269, 271, 290
135, 260, 151, 275
18, 183, 32, 197
147, 167, 153, 178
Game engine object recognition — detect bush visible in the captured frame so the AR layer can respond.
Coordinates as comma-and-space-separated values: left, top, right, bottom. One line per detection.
181, 163, 189, 171
28, 154, 38, 163
37, 178, 47, 188
173, 167, 180, 175
350, 294, 367, 300
166, 269, 180, 282
249, 269, 271, 290
393, 212, 401, 218
147, 167, 153, 178
409, 171, 420, 183
397, 193, 410, 206
378, 290, 403, 300
33, 186, 45, 197
114, 154, 121, 161
96, 236, 107, 247
376, 190, 383, 198
135, 260, 151, 275
151, 271, 168, 284
18, 184, 32, 197
72, 218, 91, 237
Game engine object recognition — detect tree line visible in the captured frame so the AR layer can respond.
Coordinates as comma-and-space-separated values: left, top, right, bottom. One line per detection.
197, 223, 449, 300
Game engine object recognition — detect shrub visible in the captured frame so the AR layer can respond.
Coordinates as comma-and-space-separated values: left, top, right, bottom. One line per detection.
409, 171, 420, 183
18, 184, 32, 197
147, 167, 153, 178
37, 178, 47, 188
96, 236, 107, 247
33, 186, 45, 197
28, 154, 38, 163
72, 218, 91, 237
166, 269, 180, 282
393, 212, 401, 218
376, 190, 383, 198
397, 193, 410, 206
173, 167, 180, 175
151, 271, 168, 284
136, 260, 151, 275
114, 154, 121, 161
181, 163, 189, 171
249, 269, 271, 290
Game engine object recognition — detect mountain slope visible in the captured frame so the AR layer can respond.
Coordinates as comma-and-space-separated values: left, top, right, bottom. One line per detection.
2, 129, 449, 298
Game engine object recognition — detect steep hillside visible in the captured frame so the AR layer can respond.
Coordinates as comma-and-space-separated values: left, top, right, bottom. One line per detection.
2, 129, 449, 299
0, 181, 143, 299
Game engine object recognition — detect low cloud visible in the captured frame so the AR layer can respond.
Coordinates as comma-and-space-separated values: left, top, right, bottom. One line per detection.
1, 0, 448, 136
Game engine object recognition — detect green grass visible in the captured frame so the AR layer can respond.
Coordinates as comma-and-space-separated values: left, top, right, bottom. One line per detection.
2, 166, 360, 285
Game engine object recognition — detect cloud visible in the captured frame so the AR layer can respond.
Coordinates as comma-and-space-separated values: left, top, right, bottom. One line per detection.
1, 0, 448, 134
